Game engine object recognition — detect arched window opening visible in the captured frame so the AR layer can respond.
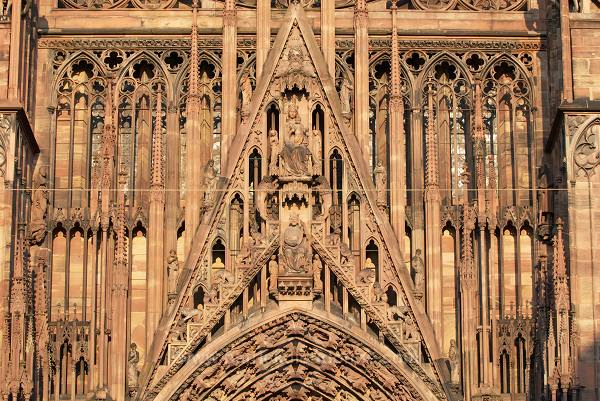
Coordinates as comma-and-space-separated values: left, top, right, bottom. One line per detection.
365, 240, 379, 280
424, 60, 471, 205
249, 148, 262, 203
230, 195, 244, 253
369, 60, 390, 175
502, 226, 517, 315
441, 227, 457, 354
267, 103, 280, 133
311, 105, 325, 175
329, 150, 343, 233
515, 335, 527, 393
193, 285, 206, 309
500, 350, 511, 393
386, 286, 398, 307
347, 194, 360, 253
211, 239, 226, 270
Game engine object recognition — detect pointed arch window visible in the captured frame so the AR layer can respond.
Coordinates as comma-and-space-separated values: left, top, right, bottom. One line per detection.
424, 59, 471, 204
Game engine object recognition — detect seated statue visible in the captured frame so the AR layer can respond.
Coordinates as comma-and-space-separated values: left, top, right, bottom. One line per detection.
280, 97, 312, 177
280, 213, 311, 274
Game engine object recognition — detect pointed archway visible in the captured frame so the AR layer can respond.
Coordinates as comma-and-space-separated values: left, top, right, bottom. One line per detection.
154, 310, 439, 401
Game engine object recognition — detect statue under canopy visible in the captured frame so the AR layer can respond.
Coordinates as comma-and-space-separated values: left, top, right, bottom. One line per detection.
280, 96, 313, 177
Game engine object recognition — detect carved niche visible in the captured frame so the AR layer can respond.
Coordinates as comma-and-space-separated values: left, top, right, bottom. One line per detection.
574, 120, 600, 177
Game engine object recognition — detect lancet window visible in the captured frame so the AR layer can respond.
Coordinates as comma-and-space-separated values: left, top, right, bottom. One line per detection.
423, 58, 472, 204
53, 57, 106, 208
482, 58, 533, 207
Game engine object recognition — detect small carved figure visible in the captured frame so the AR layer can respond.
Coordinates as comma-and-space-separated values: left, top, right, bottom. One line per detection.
238, 236, 254, 264
167, 249, 179, 295
311, 129, 323, 174
268, 255, 279, 293
312, 254, 323, 292
339, 240, 352, 265
268, 129, 280, 175
281, 214, 311, 274
364, 257, 376, 270
28, 166, 49, 244
202, 160, 218, 210
211, 257, 225, 269
127, 343, 140, 387
180, 304, 204, 323
339, 76, 352, 114
240, 74, 253, 116
372, 282, 387, 303
204, 283, 219, 304
374, 160, 387, 207
411, 249, 425, 294
357, 269, 375, 286
448, 339, 460, 384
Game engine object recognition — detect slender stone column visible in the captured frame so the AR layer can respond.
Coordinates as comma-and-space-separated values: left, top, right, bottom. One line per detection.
473, 80, 492, 386
147, 86, 165, 347
222, 0, 237, 167
98, 79, 116, 391
388, 4, 406, 252
165, 102, 179, 264
185, 3, 210, 253
321, 0, 335, 77
459, 172, 476, 401
256, 0, 270, 78
424, 82, 442, 337
353, 0, 369, 162
109, 167, 128, 401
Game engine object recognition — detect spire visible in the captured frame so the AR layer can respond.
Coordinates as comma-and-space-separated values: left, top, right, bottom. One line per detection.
552, 218, 568, 311
390, 1, 401, 103
188, 0, 200, 103
425, 80, 439, 190
151, 84, 164, 191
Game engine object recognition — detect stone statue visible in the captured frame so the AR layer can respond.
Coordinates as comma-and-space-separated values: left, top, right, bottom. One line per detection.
314, 176, 332, 218
202, 160, 218, 210
167, 249, 179, 295
29, 166, 49, 244
364, 257, 376, 270
128, 343, 140, 387
211, 257, 225, 269
340, 76, 352, 114
268, 129, 280, 175
372, 282, 387, 303
181, 304, 204, 323
240, 74, 253, 116
448, 339, 459, 383
411, 249, 424, 294
374, 160, 387, 207
255, 176, 276, 221
281, 214, 311, 274
311, 129, 322, 174
313, 254, 323, 292
357, 269, 375, 286
280, 98, 312, 177
268, 255, 279, 293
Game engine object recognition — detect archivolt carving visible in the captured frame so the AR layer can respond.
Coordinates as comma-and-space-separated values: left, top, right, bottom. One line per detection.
573, 120, 600, 178
166, 312, 426, 401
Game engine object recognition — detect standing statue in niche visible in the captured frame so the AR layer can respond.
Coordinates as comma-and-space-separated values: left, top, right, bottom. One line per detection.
202, 160, 218, 210
412, 249, 425, 294
268, 255, 279, 293
313, 254, 323, 292
167, 249, 179, 295
240, 74, 253, 117
268, 129, 280, 175
281, 214, 311, 274
29, 166, 49, 244
448, 339, 460, 384
311, 129, 323, 174
340, 76, 352, 115
280, 98, 312, 177
374, 161, 387, 208
128, 343, 140, 387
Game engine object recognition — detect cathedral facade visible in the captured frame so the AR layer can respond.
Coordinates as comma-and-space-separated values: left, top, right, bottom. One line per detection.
0, 0, 599, 399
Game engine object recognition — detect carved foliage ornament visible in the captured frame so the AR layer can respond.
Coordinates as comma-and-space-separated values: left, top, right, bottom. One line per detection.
0, 114, 10, 179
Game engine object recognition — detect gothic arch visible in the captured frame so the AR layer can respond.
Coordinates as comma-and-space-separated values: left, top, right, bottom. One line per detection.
416, 52, 473, 104
568, 116, 600, 180
153, 310, 439, 401
52, 52, 108, 101
480, 54, 534, 103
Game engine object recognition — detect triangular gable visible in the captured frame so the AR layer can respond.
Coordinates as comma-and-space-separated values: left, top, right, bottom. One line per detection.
138, 5, 451, 400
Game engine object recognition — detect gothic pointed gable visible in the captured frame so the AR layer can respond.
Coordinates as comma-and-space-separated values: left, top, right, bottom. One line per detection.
138, 5, 451, 401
